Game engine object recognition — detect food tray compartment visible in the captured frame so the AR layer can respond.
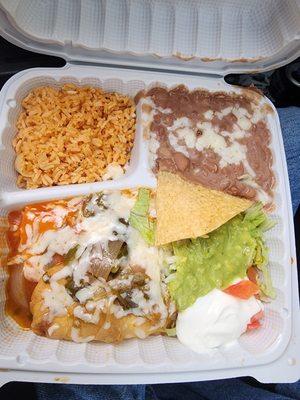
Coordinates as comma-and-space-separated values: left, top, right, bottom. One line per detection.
0, 0, 299, 74
0, 74, 149, 198
0, 65, 297, 382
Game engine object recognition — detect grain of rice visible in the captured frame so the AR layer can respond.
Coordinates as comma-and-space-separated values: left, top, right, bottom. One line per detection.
13, 84, 136, 189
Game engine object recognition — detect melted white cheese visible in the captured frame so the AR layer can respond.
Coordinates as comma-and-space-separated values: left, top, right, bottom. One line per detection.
73, 305, 100, 324
135, 328, 147, 339
24, 254, 53, 281
127, 227, 162, 282
238, 175, 270, 203
221, 128, 245, 140
103, 321, 111, 330
203, 110, 214, 120
42, 281, 74, 319
195, 122, 257, 177
24, 224, 33, 247
195, 122, 227, 154
148, 133, 160, 169
71, 328, 94, 343
29, 226, 78, 256
232, 107, 250, 119
176, 127, 196, 149
75, 280, 104, 303
168, 133, 189, 157
72, 249, 92, 287
79, 209, 124, 244
47, 323, 59, 336
85, 301, 96, 311
237, 116, 251, 130
23, 191, 134, 282
172, 117, 191, 129
216, 107, 233, 119
142, 97, 170, 114
105, 191, 135, 220
167, 118, 194, 155
176, 289, 262, 354
51, 266, 72, 282
28, 190, 170, 331
252, 109, 263, 124
126, 228, 168, 321
218, 142, 248, 169
20, 206, 74, 255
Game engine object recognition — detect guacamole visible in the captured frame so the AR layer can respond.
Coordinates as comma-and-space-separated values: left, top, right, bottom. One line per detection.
168, 203, 274, 311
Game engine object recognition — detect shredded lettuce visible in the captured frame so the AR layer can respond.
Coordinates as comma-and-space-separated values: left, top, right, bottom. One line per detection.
244, 203, 276, 299
244, 202, 276, 232
165, 327, 177, 337
129, 188, 155, 245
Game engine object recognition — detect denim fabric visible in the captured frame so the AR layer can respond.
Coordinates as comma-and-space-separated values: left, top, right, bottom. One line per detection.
151, 380, 297, 400
36, 106, 300, 400
277, 107, 300, 214
36, 380, 300, 400
36, 384, 146, 400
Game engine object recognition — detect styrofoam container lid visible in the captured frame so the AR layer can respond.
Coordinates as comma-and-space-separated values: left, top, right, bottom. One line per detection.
0, 0, 299, 387
0, 0, 299, 74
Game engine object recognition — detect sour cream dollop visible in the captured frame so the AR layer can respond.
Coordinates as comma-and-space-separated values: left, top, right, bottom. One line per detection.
176, 289, 262, 353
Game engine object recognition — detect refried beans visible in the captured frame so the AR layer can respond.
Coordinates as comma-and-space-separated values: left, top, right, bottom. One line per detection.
137, 85, 275, 203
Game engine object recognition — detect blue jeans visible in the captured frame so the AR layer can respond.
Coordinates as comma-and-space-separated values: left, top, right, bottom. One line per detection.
36, 107, 300, 400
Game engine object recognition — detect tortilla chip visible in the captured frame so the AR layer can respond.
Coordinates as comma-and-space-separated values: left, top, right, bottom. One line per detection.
155, 171, 253, 246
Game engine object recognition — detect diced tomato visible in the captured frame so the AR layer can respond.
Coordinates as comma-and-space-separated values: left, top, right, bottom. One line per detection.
247, 266, 258, 284
247, 319, 260, 330
247, 310, 264, 331
223, 280, 259, 299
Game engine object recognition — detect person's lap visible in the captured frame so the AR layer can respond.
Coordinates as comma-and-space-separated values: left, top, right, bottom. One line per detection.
277, 107, 300, 215
36, 107, 300, 400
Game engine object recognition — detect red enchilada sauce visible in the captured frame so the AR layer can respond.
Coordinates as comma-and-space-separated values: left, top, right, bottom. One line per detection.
6, 210, 36, 328
5, 200, 80, 328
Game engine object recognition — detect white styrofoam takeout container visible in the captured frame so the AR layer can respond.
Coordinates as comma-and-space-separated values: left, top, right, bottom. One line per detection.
0, 0, 299, 387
